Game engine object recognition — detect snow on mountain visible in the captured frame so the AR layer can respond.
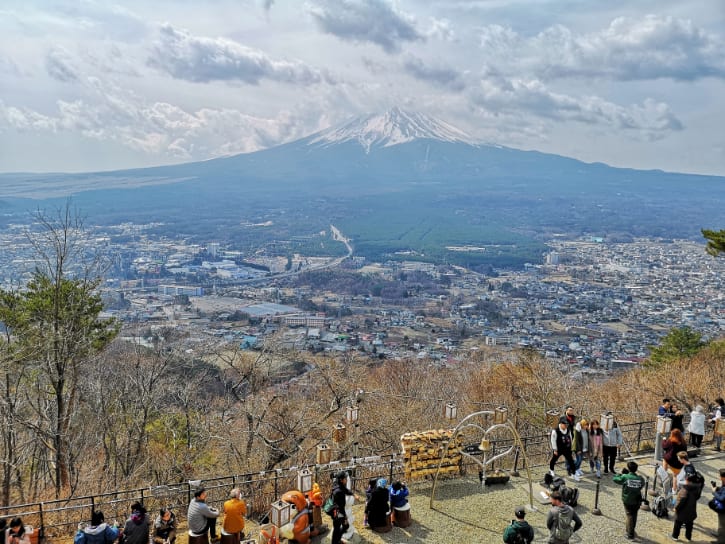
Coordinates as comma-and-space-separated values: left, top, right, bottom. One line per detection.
308, 107, 478, 152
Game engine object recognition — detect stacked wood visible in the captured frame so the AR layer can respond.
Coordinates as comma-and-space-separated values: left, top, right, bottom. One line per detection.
400, 429, 463, 481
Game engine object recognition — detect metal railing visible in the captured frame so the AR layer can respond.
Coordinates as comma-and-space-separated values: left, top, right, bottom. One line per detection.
1, 419, 710, 541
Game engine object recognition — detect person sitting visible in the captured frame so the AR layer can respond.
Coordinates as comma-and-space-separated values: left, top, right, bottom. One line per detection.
153, 509, 176, 544
5, 518, 30, 544
121, 502, 150, 544
366, 479, 390, 530
388, 481, 409, 509
75, 511, 119, 544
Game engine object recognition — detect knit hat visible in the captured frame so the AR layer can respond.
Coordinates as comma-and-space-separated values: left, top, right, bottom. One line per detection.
377, 478, 387, 488
514, 506, 526, 518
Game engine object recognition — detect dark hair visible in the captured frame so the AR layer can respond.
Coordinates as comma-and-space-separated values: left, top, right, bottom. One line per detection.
627, 461, 638, 473
130, 502, 146, 515
193, 488, 206, 498
550, 490, 562, 502
663, 398, 670, 404
368, 478, 378, 489
392, 481, 403, 491
716, 398, 725, 406
91, 511, 105, 526
0, 519, 7, 531
9, 518, 25, 537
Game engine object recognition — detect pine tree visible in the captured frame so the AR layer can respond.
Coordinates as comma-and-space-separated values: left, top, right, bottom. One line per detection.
702, 228, 725, 257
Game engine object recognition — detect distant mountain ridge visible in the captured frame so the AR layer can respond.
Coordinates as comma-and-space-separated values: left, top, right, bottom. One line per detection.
0, 108, 723, 268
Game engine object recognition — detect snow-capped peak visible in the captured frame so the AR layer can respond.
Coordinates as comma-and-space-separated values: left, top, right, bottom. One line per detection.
309, 107, 477, 152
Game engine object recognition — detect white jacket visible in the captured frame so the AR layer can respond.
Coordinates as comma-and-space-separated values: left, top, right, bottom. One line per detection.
688, 411, 706, 435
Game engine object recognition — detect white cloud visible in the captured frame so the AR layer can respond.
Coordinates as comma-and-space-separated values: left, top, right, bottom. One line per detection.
402, 56, 465, 90
45, 47, 81, 82
148, 24, 329, 85
469, 75, 683, 137
479, 15, 725, 81
307, 0, 424, 53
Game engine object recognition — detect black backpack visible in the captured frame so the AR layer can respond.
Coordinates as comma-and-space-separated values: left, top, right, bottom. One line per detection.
652, 495, 668, 518
509, 529, 526, 544
689, 471, 705, 499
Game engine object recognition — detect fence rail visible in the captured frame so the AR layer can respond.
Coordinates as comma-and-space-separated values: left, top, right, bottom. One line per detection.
1, 419, 706, 541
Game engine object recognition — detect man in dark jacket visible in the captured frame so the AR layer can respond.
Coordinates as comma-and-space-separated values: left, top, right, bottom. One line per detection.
549, 418, 575, 478
672, 473, 699, 541
613, 461, 644, 540
503, 506, 534, 543
330, 472, 355, 544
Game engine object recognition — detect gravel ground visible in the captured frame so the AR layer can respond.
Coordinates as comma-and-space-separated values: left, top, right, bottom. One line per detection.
244, 450, 725, 544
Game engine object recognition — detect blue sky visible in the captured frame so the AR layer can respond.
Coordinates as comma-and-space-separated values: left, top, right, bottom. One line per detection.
1, 0, 724, 175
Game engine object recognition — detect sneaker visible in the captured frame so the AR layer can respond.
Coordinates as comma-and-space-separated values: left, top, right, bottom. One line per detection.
574, 474, 581, 482
669, 536, 679, 541
576, 469, 584, 477
549, 469, 556, 477
596, 470, 601, 478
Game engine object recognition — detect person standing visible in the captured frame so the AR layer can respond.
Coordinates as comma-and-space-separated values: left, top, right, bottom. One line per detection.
152, 509, 176, 544
589, 419, 603, 478
330, 472, 356, 544
613, 461, 645, 541
223, 488, 247, 543
121, 503, 150, 544
671, 473, 700, 541
546, 490, 582, 544
188, 488, 220, 543
713, 398, 724, 452
549, 417, 575, 478
602, 414, 623, 474
503, 506, 534, 543
571, 421, 585, 481
670, 405, 685, 434
663, 429, 688, 485
688, 405, 706, 449
710, 468, 725, 544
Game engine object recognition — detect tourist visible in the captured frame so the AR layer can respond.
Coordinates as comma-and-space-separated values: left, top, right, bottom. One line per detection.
688, 405, 706, 449
152, 509, 176, 544
670, 405, 685, 433
388, 481, 409, 509
674, 452, 696, 494
366, 478, 390, 532
613, 461, 645, 541
121, 503, 149, 544
549, 417, 575, 478
546, 490, 582, 544
330, 471, 355, 544
187, 488, 220, 543
671, 473, 700, 541
602, 413, 623, 474
712, 398, 724, 452
660, 399, 673, 417
710, 468, 725, 544
563, 406, 577, 431
503, 506, 534, 543
223, 488, 247, 542
75, 511, 119, 544
571, 420, 585, 481
5, 519, 29, 544
663, 429, 688, 485
363, 478, 377, 528
589, 419, 603, 478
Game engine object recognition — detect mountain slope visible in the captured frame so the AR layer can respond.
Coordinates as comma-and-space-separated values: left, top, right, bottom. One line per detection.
0, 109, 723, 268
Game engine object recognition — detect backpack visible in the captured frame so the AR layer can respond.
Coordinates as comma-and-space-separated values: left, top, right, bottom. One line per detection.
560, 486, 579, 507
651, 495, 668, 518
687, 470, 705, 499
709, 497, 725, 513
509, 527, 527, 544
322, 495, 336, 517
553, 508, 574, 541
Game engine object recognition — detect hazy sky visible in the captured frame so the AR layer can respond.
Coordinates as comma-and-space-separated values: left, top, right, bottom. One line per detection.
1, 0, 725, 175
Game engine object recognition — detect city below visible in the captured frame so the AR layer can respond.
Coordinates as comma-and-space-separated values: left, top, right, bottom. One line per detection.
2, 220, 722, 376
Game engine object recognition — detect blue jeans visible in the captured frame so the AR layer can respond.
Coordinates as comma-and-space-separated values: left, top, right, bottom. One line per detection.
573, 453, 583, 472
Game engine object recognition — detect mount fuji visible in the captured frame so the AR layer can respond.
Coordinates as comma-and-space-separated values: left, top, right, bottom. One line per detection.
1, 108, 724, 267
